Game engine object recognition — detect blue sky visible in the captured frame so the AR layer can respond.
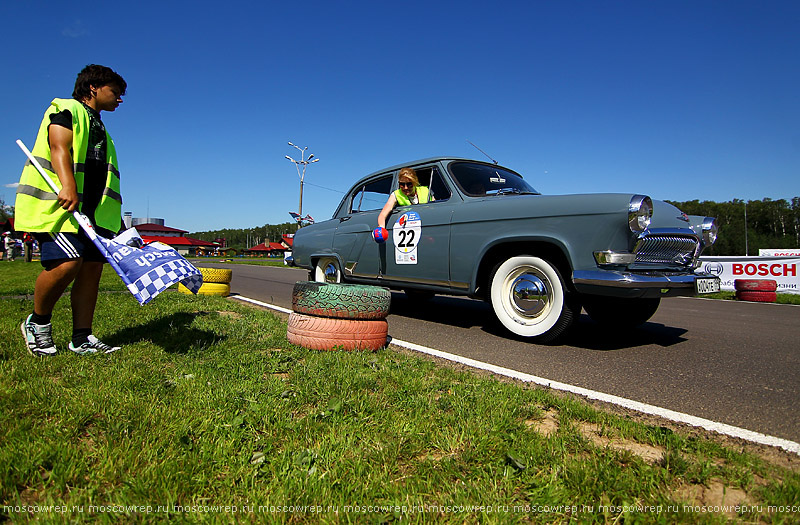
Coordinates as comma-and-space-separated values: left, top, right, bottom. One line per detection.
1, 1, 797, 233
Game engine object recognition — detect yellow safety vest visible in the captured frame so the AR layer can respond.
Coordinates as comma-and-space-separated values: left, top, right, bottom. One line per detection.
394, 186, 430, 206
14, 98, 122, 233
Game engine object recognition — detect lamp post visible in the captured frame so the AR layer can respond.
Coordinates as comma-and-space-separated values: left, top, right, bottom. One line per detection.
744, 200, 749, 256
285, 142, 320, 221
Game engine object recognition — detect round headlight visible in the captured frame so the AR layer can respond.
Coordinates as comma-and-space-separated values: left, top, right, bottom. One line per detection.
702, 217, 718, 246
628, 195, 653, 233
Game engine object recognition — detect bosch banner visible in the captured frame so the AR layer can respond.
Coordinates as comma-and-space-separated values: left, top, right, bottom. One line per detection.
698, 256, 800, 294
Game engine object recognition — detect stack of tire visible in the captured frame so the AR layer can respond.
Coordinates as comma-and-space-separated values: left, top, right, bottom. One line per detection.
734, 279, 777, 303
178, 267, 233, 296
287, 281, 391, 351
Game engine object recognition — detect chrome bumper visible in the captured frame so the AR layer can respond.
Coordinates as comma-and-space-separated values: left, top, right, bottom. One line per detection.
573, 269, 718, 292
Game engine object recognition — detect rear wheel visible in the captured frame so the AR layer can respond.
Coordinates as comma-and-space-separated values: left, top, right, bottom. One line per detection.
489, 255, 577, 342
583, 296, 661, 327
314, 257, 341, 283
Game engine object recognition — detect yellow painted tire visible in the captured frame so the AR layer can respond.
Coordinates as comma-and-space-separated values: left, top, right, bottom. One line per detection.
178, 282, 230, 296
198, 267, 233, 284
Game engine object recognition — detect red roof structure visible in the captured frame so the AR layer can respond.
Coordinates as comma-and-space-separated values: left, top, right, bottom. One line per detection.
141, 235, 217, 247
134, 223, 187, 234
245, 241, 287, 255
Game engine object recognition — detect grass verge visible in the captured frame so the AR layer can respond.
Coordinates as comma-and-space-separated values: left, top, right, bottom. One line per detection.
0, 262, 798, 523
702, 290, 800, 305
190, 257, 289, 268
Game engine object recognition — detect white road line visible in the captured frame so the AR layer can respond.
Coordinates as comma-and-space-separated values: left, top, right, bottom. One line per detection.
231, 295, 293, 314
231, 294, 800, 456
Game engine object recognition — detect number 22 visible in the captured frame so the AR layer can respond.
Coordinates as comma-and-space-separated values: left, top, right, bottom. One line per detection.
397, 229, 415, 248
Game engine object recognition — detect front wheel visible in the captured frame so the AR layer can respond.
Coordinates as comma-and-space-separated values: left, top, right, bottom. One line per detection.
489, 255, 578, 342
314, 257, 341, 283
582, 296, 661, 328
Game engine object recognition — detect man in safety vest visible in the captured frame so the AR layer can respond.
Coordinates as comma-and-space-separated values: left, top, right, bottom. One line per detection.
377, 167, 433, 230
15, 64, 126, 356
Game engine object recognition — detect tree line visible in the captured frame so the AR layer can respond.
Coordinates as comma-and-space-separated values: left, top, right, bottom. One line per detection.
190, 222, 300, 251
666, 197, 800, 256
4, 195, 798, 256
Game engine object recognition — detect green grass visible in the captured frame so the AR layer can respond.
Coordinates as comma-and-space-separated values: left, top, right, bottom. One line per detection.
703, 290, 800, 305
190, 257, 290, 268
0, 260, 127, 296
1, 261, 798, 523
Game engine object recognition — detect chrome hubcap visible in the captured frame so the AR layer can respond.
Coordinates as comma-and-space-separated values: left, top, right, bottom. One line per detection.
509, 271, 550, 318
323, 262, 339, 283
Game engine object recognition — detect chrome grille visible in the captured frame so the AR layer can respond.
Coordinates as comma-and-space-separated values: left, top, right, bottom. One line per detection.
633, 234, 699, 267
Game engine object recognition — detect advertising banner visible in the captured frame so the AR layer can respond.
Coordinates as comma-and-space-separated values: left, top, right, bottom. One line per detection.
759, 248, 800, 257
698, 256, 800, 294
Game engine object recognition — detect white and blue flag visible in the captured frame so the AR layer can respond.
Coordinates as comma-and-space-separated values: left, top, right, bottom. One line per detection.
99, 229, 203, 305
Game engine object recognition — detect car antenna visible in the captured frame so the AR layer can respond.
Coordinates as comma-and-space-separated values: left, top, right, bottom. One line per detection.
466, 140, 498, 164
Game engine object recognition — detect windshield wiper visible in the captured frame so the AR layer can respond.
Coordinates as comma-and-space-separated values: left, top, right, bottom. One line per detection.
486, 188, 532, 196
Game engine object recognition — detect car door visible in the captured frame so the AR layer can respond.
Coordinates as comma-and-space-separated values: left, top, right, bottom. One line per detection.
381, 165, 455, 287
331, 175, 393, 280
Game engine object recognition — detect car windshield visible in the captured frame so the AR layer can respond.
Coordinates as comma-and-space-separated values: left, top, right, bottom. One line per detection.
448, 162, 538, 197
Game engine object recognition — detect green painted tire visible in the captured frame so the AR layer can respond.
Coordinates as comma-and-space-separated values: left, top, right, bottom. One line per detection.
292, 281, 391, 320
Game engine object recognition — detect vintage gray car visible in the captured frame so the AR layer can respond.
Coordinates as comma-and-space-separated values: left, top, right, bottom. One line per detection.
291, 158, 720, 341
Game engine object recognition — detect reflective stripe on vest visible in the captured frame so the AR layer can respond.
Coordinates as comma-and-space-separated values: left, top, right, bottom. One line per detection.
394, 186, 430, 206
14, 98, 122, 233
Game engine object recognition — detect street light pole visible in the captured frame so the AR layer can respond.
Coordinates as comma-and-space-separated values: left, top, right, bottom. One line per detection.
744, 200, 749, 256
285, 142, 320, 221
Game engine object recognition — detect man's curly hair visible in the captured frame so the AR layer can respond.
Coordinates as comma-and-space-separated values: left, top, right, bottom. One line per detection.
72, 64, 127, 101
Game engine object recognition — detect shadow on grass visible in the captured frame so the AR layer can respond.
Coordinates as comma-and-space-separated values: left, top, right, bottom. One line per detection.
108, 312, 224, 354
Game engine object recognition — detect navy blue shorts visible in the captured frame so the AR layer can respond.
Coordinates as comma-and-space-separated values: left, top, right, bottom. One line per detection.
35, 230, 108, 266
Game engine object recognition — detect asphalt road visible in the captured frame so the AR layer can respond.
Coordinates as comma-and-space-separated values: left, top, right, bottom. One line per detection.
209, 262, 800, 445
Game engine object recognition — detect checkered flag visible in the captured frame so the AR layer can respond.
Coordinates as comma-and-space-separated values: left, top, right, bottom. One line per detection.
98, 236, 204, 305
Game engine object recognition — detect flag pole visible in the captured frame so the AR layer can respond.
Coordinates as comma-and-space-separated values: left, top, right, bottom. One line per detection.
15, 139, 99, 242
16, 139, 143, 298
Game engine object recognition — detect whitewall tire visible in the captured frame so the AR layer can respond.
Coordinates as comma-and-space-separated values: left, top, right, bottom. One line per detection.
314, 257, 342, 284
489, 255, 576, 341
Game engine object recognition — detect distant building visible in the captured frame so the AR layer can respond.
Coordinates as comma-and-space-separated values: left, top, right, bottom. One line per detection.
245, 235, 293, 257
133, 222, 217, 256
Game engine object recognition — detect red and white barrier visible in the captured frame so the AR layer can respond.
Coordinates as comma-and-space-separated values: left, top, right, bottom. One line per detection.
698, 256, 800, 294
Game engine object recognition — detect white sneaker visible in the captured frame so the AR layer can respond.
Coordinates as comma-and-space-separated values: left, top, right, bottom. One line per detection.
21, 315, 58, 356
68, 335, 121, 355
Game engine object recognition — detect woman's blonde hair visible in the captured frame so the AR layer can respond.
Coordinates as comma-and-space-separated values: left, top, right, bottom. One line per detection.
398, 167, 419, 187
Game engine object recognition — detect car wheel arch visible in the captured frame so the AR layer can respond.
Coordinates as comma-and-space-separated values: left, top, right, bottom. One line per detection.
474, 240, 575, 300
310, 254, 345, 283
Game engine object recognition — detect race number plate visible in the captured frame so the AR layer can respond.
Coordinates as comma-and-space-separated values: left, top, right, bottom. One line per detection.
696, 277, 721, 294
393, 211, 421, 265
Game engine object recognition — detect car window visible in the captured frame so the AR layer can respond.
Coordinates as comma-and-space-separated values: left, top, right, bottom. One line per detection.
449, 161, 538, 197
350, 176, 393, 213
414, 166, 451, 202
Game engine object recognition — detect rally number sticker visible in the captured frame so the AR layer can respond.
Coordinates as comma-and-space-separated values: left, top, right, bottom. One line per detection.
392, 211, 421, 265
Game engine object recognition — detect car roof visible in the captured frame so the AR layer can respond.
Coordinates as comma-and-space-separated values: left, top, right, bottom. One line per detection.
356, 157, 522, 185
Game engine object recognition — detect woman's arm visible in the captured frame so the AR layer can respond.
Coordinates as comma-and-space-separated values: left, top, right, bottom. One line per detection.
377, 193, 397, 228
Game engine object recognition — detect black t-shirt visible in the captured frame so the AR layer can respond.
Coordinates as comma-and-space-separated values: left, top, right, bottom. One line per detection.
49, 102, 108, 225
